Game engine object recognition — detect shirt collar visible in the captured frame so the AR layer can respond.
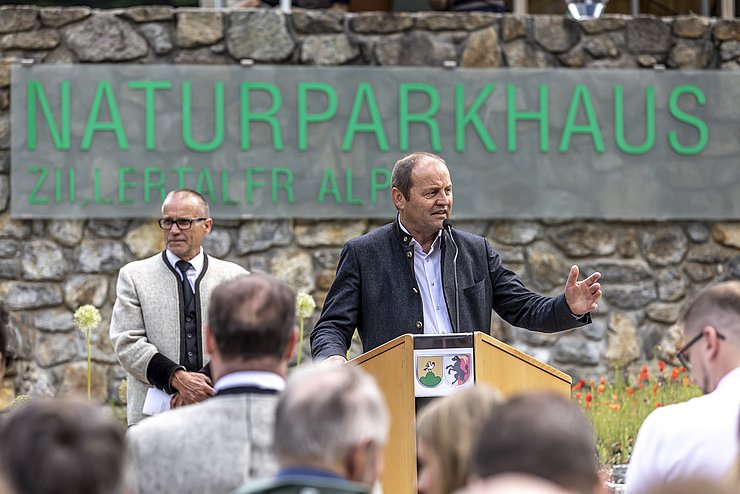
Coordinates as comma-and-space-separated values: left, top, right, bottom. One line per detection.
214, 371, 285, 393
166, 248, 204, 273
398, 216, 442, 252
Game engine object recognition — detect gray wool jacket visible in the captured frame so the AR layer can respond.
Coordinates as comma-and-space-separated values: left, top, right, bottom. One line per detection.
110, 251, 248, 425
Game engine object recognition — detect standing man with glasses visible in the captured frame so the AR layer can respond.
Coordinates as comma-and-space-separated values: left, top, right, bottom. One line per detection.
625, 281, 740, 494
110, 189, 248, 426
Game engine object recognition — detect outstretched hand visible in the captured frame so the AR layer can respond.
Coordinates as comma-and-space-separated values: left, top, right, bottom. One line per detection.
564, 265, 602, 316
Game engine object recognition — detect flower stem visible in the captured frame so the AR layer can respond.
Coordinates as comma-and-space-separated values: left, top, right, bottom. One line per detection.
297, 318, 304, 366
86, 328, 91, 400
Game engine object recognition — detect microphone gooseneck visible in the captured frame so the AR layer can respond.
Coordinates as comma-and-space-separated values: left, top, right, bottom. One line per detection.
445, 219, 460, 333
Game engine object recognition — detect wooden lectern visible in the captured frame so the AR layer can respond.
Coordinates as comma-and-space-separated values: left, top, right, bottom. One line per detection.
349, 331, 572, 494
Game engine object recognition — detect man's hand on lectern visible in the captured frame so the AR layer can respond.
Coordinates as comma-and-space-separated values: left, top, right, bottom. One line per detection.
321, 355, 348, 366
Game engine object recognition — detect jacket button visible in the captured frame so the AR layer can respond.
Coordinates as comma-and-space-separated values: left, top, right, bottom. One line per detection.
403, 236, 409, 242
412, 287, 418, 294
415, 321, 423, 329
407, 251, 413, 258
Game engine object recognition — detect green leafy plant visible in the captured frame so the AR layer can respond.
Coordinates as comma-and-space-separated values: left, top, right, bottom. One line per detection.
572, 363, 702, 466
73, 305, 102, 400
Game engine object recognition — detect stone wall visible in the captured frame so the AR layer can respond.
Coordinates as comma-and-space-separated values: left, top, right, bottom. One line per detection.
0, 5, 739, 407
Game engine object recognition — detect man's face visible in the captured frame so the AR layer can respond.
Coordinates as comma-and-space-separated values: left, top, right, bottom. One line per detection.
161, 194, 212, 261
394, 159, 453, 240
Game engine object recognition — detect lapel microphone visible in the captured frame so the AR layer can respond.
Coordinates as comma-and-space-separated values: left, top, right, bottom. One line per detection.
443, 219, 461, 333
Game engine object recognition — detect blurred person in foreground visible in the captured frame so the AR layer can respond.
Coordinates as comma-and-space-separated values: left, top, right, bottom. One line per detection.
470, 391, 606, 494
234, 364, 389, 494
0, 397, 125, 494
126, 273, 297, 494
0, 306, 8, 388
625, 281, 740, 494
416, 385, 503, 494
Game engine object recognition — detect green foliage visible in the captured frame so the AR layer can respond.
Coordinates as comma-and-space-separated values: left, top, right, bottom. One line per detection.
572, 363, 702, 466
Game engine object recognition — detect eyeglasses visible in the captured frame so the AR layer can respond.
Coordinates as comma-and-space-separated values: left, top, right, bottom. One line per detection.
676, 328, 726, 370
158, 218, 208, 230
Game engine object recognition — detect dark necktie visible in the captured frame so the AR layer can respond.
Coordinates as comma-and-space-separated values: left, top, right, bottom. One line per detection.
175, 260, 194, 308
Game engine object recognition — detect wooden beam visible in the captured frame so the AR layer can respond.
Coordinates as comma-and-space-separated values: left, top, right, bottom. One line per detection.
721, 0, 735, 19
513, 0, 528, 15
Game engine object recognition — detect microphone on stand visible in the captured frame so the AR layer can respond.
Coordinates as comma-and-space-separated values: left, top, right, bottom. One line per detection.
443, 219, 460, 333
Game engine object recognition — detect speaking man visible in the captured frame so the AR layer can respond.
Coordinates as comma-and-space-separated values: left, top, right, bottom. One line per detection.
311, 152, 602, 363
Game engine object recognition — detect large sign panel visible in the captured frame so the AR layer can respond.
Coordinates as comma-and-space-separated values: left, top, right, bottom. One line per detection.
10, 64, 739, 219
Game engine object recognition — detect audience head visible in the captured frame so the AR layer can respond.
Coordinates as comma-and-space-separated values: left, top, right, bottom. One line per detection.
273, 364, 389, 487
0, 397, 125, 494
677, 281, 740, 394
206, 273, 297, 378
0, 306, 8, 384
472, 391, 601, 494
416, 385, 503, 494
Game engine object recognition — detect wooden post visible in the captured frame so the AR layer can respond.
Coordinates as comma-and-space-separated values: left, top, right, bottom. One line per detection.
513, 0, 528, 15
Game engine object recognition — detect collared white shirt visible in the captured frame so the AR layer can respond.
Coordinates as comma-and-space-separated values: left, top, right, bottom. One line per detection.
399, 220, 453, 335
625, 365, 740, 494
166, 248, 204, 292
214, 371, 286, 393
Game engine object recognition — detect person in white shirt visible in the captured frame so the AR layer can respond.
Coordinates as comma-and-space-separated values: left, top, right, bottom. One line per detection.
625, 281, 740, 494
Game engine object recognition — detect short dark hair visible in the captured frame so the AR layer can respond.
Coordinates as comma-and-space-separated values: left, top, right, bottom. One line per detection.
208, 273, 296, 361
679, 281, 740, 340
472, 392, 599, 494
391, 152, 447, 200
0, 397, 125, 494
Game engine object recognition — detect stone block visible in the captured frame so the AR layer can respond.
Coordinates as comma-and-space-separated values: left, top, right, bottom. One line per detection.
48, 220, 84, 247
461, 27, 502, 67
77, 240, 130, 273
236, 220, 292, 254
668, 39, 713, 69
488, 221, 541, 245
712, 223, 740, 249
87, 219, 129, 238
291, 11, 344, 34
139, 22, 173, 55
270, 249, 315, 293
202, 228, 232, 258
120, 6, 174, 23
548, 223, 616, 257
0, 29, 60, 50
64, 274, 108, 310
626, 17, 671, 54
416, 13, 496, 31
713, 19, 739, 41
503, 39, 552, 67
0, 7, 37, 34
301, 34, 360, 65
295, 220, 366, 247
501, 15, 527, 41
65, 14, 148, 62
672, 15, 710, 39
605, 311, 641, 367
524, 241, 571, 291
533, 16, 580, 54
351, 14, 414, 34
124, 221, 165, 259
226, 11, 295, 62
175, 10, 223, 48
640, 226, 688, 267
21, 240, 68, 281
40, 7, 91, 28
33, 308, 75, 332
0, 282, 63, 310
